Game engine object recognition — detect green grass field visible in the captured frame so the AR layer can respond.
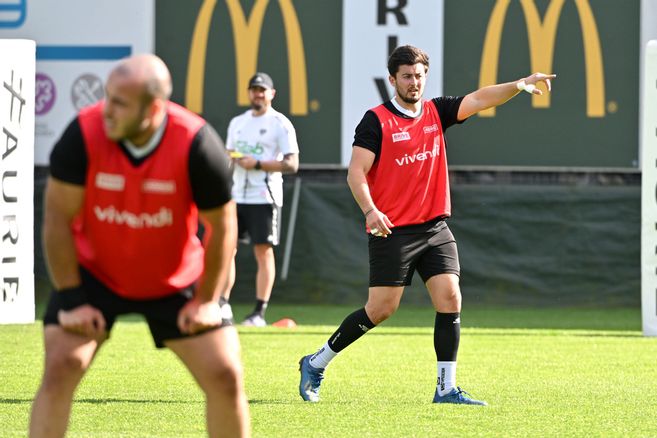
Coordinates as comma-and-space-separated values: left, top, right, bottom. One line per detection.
2, 305, 656, 437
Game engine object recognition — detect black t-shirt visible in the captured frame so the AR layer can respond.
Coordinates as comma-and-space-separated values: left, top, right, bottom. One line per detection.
49, 118, 233, 210
352, 96, 465, 158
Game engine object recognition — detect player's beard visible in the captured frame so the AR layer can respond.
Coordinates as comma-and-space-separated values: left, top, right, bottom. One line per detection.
251, 102, 263, 111
396, 85, 422, 104
104, 104, 150, 142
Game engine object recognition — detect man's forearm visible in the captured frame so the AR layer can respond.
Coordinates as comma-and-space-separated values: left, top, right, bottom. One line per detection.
43, 218, 81, 289
259, 154, 298, 174
469, 81, 521, 110
459, 73, 555, 120
278, 157, 298, 173
347, 168, 376, 215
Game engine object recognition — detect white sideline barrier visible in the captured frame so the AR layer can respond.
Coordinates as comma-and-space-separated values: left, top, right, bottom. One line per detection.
0, 39, 35, 324
641, 40, 657, 336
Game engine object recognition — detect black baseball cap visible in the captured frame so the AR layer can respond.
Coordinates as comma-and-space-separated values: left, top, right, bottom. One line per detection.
248, 72, 274, 90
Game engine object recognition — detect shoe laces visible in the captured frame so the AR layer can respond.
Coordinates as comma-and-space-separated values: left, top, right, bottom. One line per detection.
455, 387, 474, 400
308, 363, 325, 388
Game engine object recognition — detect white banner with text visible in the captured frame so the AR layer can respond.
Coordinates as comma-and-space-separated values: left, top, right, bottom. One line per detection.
341, 0, 444, 166
0, 39, 35, 324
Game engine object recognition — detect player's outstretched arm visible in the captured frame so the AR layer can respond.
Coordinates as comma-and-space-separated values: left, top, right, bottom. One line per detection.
457, 72, 557, 120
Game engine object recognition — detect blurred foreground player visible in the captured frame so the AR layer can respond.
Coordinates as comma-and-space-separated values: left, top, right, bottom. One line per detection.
29, 54, 250, 437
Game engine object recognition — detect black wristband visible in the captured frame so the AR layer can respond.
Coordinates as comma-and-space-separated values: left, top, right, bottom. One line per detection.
57, 285, 88, 311
255, 160, 262, 170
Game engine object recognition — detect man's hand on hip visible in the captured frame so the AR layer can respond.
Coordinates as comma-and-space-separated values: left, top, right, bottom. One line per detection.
177, 297, 222, 334
58, 304, 107, 339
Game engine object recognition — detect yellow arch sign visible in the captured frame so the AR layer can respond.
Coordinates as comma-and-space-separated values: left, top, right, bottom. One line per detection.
186, 0, 308, 116
479, 0, 605, 117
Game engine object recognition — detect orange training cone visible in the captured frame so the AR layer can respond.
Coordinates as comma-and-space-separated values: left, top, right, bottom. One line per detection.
272, 318, 297, 328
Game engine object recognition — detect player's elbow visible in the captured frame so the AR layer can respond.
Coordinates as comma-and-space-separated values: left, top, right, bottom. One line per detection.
282, 154, 299, 174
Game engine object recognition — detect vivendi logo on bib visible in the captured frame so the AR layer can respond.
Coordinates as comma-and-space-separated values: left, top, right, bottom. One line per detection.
35, 73, 56, 116
395, 145, 440, 167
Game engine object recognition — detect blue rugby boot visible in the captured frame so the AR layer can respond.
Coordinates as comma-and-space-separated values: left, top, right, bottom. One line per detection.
432, 387, 487, 406
298, 355, 324, 402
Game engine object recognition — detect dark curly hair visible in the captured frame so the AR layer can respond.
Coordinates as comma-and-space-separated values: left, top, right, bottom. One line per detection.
387, 45, 430, 76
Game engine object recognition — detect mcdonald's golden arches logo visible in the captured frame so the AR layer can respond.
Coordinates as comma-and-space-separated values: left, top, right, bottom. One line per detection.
479, 0, 605, 118
186, 0, 308, 116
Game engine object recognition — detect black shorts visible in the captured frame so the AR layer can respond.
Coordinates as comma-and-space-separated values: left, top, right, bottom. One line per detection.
237, 203, 281, 246
43, 268, 223, 348
368, 219, 460, 287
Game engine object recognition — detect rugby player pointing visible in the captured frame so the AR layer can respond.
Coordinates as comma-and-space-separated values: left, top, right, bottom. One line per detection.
299, 45, 555, 405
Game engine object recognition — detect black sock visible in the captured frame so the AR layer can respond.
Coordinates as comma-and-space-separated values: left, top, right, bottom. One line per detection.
253, 299, 268, 317
219, 296, 229, 306
327, 308, 376, 353
434, 312, 460, 361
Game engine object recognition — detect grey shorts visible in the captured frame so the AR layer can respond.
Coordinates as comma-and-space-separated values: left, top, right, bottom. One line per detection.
368, 219, 460, 287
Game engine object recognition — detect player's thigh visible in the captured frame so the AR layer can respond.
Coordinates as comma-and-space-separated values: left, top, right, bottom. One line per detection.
165, 326, 243, 386
416, 225, 462, 311
42, 325, 103, 377
243, 203, 280, 245
368, 232, 424, 287
142, 286, 227, 348
415, 225, 461, 283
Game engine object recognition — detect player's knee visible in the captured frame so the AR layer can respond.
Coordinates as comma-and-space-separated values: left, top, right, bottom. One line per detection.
367, 302, 399, 324
446, 288, 462, 306
203, 361, 244, 398
41, 352, 88, 390
440, 288, 462, 311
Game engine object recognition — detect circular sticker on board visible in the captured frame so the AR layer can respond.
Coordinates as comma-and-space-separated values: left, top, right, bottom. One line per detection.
35, 73, 56, 116
71, 73, 104, 110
